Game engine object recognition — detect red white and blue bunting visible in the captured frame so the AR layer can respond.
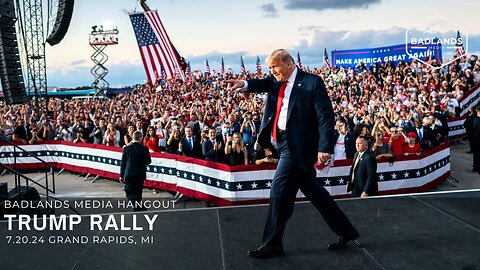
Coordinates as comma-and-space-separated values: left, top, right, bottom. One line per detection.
0, 142, 450, 206
448, 82, 480, 138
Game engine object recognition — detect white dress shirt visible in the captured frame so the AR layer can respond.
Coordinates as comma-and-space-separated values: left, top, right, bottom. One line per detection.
239, 67, 298, 131
276, 68, 297, 130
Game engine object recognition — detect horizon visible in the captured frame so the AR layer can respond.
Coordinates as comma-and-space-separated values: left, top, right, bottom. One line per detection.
14, 0, 480, 87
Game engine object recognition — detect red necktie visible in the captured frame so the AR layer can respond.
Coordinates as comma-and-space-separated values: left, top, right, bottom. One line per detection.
272, 81, 288, 143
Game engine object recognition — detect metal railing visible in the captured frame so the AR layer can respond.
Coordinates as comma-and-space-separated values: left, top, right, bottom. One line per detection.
0, 137, 56, 200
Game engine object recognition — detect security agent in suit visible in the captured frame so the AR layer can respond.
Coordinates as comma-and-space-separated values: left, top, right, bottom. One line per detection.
472, 107, 480, 173
347, 136, 378, 197
120, 131, 152, 211
226, 49, 358, 258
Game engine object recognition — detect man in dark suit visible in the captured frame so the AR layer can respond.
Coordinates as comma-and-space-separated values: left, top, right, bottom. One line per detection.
227, 49, 358, 258
472, 107, 480, 173
347, 136, 378, 197
179, 126, 203, 158
202, 128, 225, 163
464, 109, 476, 153
120, 131, 151, 211
413, 118, 435, 151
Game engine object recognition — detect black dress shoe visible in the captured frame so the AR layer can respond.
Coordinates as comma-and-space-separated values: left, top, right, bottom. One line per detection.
248, 245, 284, 258
328, 229, 360, 250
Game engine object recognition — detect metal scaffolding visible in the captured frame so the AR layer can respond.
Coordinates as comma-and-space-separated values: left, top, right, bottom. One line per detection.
19, 0, 47, 105
89, 26, 119, 97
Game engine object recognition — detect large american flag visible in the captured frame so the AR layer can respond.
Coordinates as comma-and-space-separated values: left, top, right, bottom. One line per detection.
323, 48, 331, 69
256, 55, 262, 74
129, 11, 185, 83
240, 56, 246, 75
455, 30, 466, 60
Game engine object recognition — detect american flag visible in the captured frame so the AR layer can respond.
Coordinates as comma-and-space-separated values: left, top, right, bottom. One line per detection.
129, 11, 185, 83
455, 30, 466, 60
240, 56, 246, 75
185, 61, 192, 80
205, 59, 210, 74
160, 65, 166, 79
297, 52, 303, 70
174, 64, 181, 79
256, 55, 262, 74
323, 48, 331, 69
220, 58, 225, 75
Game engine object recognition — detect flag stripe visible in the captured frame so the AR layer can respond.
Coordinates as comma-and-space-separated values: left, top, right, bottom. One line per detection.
151, 11, 182, 67
150, 45, 167, 81
137, 46, 153, 83
151, 11, 185, 80
153, 43, 173, 78
142, 46, 157, 83
143, 13, 175, 77
146, 12, 176, 76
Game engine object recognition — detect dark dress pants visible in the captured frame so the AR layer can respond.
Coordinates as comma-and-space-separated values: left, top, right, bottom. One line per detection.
124, 175, 144, 211
262, 133, 355, 247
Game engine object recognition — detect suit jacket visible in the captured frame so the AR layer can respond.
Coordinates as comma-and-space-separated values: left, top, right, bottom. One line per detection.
179, 136, 203, 158
473, 116, 480, 145
120, 141, 151, 183
202, 138, 225, 163
246, 69, 335, 169
414, 126, 435, 150
347, 150, 378, 197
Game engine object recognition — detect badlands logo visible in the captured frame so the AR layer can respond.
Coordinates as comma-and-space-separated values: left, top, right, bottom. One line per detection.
405, 15, 468, 70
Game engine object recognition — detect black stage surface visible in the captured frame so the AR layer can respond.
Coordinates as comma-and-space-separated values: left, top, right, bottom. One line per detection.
1, 190, 480, 270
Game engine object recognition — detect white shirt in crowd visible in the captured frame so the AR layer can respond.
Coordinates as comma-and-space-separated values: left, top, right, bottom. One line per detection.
334, 134, 347, 160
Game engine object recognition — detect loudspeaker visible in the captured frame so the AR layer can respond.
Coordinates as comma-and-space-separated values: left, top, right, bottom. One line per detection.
0, 0, 28, 105
46, 0, 74, 46
0, 0, 16, 18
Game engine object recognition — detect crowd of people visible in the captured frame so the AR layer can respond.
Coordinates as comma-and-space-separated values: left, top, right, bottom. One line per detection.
1, 55, 479, 166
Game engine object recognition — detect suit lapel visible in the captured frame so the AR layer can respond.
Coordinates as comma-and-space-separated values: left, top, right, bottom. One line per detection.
287, 70, 305, 123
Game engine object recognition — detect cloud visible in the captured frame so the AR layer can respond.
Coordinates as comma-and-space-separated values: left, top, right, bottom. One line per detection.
290, 26, 408, 66
120, 9, 131, 15
289, 26, 480, 68
47, 63, 146, 88
47, 28, 480, 87
69, 59, 86, 66
260, 3, 278, 18
284, 0, 382, 11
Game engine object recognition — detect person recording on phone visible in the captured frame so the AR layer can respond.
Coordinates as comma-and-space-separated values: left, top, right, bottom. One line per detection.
226, 49, 358, 258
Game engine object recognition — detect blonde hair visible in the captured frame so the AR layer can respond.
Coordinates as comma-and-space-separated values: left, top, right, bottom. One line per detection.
266, 49, 294, 66
231, 132, 244, 148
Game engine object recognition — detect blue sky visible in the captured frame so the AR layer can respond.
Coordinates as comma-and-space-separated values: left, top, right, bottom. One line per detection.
42, 0, 480, 87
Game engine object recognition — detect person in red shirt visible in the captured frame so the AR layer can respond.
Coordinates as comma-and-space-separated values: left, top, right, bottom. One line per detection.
402, 132, 421, 157
389, 127, 405, 157
143, 126, 161, 153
